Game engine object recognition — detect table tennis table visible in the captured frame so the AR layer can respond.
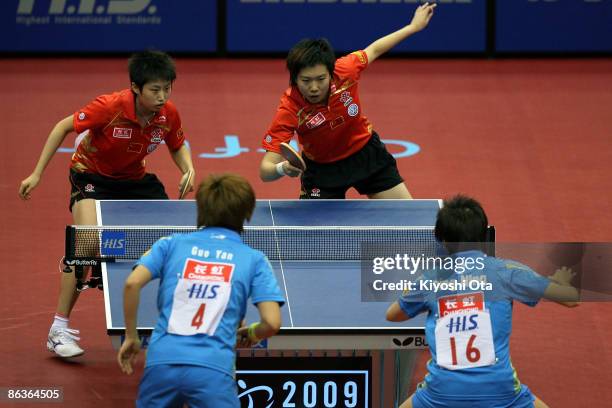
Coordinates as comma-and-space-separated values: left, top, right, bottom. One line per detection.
94, 199, 440, 350
62, 199, 454, 407
65, 198, 498, 407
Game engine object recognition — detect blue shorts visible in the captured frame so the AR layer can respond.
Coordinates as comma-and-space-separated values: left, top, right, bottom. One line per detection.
137, 364, 239, 408
412, 384, 536, 408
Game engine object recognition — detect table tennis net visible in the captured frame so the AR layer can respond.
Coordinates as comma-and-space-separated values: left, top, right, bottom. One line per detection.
66, 225, 438, 261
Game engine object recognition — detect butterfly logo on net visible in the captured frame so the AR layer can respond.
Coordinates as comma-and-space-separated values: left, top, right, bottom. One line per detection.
393, 337, 415, 347
392, 336, 428, 348
237, 379, 274, 408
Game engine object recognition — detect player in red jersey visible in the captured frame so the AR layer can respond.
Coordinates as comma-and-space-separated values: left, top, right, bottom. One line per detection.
260, 3, 436, 199
19, 50, 196, 358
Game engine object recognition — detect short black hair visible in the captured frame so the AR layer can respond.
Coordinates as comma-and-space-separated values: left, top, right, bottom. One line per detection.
128, 50, 176, 91
286, 38, 335, 86
435, 195, 489, 245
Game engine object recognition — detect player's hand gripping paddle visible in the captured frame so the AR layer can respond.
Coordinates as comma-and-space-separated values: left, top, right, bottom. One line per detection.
179, 169, 194, 199
280, 142, 306, 171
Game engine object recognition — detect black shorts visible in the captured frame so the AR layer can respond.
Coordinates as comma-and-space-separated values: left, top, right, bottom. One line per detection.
299, 132, 403, 199
69, 169, 168, 211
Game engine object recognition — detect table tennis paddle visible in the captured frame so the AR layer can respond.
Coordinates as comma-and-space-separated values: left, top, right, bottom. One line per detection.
179, 169, 194, 199
280, 142, 306, 171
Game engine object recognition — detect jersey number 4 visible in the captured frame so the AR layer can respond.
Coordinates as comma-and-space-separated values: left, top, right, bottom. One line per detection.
191, 304, 206, 329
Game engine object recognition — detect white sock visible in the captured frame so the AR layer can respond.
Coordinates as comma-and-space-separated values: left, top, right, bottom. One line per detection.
51, 314, 69, 330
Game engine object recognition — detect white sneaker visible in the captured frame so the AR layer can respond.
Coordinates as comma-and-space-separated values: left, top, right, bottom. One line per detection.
47, 327, 84, 358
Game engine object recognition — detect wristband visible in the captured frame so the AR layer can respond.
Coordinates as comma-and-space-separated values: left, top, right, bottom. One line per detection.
247, 322, 262, 343
275, 161, 287, 176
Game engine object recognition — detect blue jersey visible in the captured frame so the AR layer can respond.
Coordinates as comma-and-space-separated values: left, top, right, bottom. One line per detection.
398, 250, 550, 400
136, 227, 285, 377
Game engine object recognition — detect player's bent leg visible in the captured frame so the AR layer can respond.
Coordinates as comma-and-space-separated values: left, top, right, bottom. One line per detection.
48, 199, 97, 358
56, 198, 98, 314
367, 182, 413, 199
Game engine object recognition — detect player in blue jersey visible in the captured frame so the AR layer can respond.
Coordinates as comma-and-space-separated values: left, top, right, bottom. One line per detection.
117, 173, 284, 408
386, 195, 580, 408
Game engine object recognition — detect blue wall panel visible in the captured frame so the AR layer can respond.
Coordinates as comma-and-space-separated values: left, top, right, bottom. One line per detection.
227, 0, 487, 53
496, 0, 612, 52
1, 0, 216, 52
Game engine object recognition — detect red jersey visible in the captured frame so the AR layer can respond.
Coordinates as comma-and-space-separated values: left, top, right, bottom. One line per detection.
71, 89, 185, 179
262, 50, 373, 163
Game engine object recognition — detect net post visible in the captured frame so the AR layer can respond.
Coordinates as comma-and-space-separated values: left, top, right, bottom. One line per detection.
65, 225, 75, 261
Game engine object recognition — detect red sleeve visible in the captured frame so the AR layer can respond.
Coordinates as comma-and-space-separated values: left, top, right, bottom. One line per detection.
262, 97, 297, 154
163, 102, 186, 152
73, 95, 112, 134
334, 50, 369, 81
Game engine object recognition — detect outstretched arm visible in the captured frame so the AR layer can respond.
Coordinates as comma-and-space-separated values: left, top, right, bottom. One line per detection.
364, 2, 436, 64
19, 115, 75, 200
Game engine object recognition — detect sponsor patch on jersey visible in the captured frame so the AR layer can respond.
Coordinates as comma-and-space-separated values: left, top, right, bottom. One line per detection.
305, 112, 326, 129
113, 127, 133, 139
438, 292, 484, 317
182, 259, 235, 283
150, 128, 163, 143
